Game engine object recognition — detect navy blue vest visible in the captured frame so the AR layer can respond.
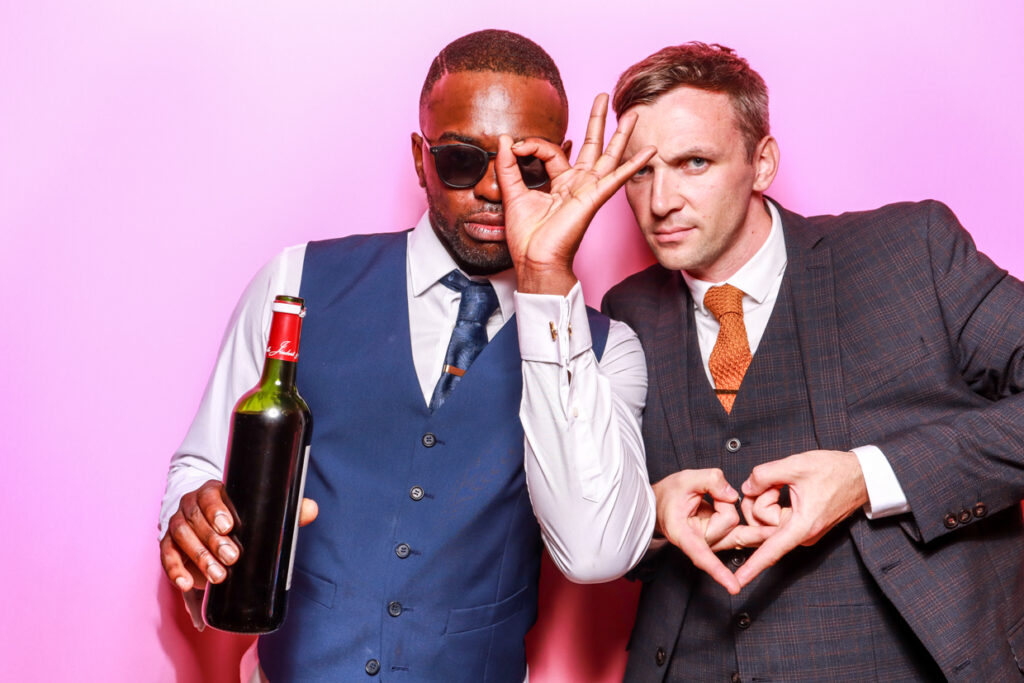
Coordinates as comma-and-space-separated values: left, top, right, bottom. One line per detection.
258, 232, 609, 681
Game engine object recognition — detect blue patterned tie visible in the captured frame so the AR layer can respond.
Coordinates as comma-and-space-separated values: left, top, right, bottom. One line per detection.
429, 270, 500, 411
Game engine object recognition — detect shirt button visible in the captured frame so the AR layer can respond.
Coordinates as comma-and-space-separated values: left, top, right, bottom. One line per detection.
735, 612, 752, 630
387, 601, 403, 617
725, 437, 741, 453
655, 647, 666, 666
409, 486, 425, 501
365, 659, 380, 676
421, 433, 436, 448
973, 502, 987, 518
958, 508, 972, 524
395, 543, 411, 559
943, 513, 958, 529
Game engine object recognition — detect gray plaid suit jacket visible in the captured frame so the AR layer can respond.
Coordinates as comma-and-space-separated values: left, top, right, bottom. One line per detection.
603, 200, 1024, 681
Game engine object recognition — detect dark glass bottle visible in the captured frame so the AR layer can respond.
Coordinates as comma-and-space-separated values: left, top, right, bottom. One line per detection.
204, 295, 313, 633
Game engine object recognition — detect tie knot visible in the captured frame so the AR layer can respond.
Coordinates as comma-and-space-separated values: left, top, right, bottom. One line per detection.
440, 270, 499, 324
704, 284, 745, 320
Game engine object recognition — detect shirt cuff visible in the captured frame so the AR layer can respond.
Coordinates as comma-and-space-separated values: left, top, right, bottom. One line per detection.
852, 445, 911, 519
514, 281, 593, 366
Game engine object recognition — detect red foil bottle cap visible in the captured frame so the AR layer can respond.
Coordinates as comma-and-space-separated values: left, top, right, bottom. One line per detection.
266, 296, 305, 361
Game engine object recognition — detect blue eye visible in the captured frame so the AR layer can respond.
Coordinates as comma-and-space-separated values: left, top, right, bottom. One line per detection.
688, 157, 708, 170
632, 165, 652, 180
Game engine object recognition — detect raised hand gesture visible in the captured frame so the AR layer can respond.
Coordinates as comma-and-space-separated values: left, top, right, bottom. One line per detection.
495, 93, 655, 295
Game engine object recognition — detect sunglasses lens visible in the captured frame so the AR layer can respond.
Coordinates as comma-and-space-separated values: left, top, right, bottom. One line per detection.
516, 155, 549, 189
434, 146, 488, 188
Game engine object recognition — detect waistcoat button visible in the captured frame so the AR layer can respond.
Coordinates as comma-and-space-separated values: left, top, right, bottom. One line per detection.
421, 433, 436, 448
736, 612, 752, 630
395, 543, 411, 559
365, 659, 380, 675
410, 486, 425, 501
387, 601, 403, 617
655, 647, 666, 666
725, 437, 741, 452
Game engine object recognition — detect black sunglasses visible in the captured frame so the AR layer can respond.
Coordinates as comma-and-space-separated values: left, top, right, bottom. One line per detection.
426, 139, 549, 189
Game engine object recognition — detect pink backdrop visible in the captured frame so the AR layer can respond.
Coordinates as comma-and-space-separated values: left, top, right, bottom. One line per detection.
2, 2, 1023, 681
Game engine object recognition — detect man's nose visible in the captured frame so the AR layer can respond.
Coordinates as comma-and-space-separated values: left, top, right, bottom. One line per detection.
473, 158, 502, 204
650, 170, 684, 217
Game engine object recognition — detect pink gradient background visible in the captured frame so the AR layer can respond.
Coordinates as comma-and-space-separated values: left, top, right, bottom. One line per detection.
2, 2, 1022, 681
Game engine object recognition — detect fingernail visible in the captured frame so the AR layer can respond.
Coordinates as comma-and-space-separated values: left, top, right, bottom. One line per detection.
724, 485, 738, 497
175, 576, 190, 591
218, 543, 238, 563
511, 141, 523, 149
208, 564, 226, 582
213, 512, 232, 534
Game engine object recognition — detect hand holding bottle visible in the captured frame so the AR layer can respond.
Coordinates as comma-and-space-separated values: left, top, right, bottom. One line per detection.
160, 481, 319, 592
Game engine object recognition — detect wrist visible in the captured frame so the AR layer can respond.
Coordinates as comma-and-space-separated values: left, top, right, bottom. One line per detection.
516, 266, 578, 296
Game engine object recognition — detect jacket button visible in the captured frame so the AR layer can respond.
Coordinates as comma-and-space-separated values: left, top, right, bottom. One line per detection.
395, 543, 411, 559
387, 601, 403, 617
421, 433, 436, 448
410, 486, 425, 501
735, 612, 752, 630
943, 513, 958, 529
655, 646, 666, 666
725, 437, 741, 453
365, 659, 380, 676
973, 502, 987, 518
958, 508, 972, 524
730, 554, 746, 568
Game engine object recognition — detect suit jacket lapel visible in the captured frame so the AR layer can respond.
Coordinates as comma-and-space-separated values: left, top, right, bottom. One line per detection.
650, 271, 696, 472
779, 205, 852, 451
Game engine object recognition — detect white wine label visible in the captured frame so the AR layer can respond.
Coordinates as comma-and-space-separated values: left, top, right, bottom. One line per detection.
285, 444, 311, 591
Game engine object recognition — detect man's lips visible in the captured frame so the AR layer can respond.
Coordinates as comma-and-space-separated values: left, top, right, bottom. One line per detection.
652, 224, 695, 244
463, 214, 506, 242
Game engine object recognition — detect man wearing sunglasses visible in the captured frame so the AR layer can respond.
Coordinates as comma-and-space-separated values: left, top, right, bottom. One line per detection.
158, 30, 656, 681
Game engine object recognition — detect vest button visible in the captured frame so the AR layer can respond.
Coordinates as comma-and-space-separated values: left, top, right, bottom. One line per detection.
421, 433, 437, 448
730, 554, 746, 568
655, 646, 666, 666
365, 659, 380, 676
387, 601, 403, 617
725, 437, 741, 453
735, 612, 752, 630
410, 486, 425, 501
943, 513, 958, 529
395, 543, 411, 559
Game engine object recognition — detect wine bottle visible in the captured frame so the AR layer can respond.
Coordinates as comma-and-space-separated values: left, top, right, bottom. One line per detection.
204, 295, 313, 633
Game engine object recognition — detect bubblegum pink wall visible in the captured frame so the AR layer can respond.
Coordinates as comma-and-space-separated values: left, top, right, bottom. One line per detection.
2, 2, 1022, 681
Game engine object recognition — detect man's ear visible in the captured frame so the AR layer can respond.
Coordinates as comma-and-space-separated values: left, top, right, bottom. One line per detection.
411, 132, 427, 188
752, 135, 779, 193
561, 139, 573, 161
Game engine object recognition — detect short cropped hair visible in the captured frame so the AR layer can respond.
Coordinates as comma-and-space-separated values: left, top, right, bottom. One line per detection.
613, 42, 769, 159
419, 30, 567, 113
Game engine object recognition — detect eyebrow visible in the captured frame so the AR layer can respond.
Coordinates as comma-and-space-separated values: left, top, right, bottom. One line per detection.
662, 146, 717, 165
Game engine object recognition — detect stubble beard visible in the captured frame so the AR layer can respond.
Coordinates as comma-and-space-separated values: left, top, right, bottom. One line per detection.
427, 200, 512, 276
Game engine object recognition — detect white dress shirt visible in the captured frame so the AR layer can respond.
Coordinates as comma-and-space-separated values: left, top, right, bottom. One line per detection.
682, 200, 910, 519
160, 212, 655, 584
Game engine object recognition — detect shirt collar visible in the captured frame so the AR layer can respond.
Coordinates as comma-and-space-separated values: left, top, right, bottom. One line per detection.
407, 211, 517, 322
683, 199, 788, 312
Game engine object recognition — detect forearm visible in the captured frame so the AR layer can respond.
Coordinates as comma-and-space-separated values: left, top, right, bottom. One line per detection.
517, 285, 655, 583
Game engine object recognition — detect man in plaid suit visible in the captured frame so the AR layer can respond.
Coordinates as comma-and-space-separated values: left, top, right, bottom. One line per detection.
602, 42, 1024, 680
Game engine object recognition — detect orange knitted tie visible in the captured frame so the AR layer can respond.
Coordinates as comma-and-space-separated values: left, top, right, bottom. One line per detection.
704, 284, 751, 413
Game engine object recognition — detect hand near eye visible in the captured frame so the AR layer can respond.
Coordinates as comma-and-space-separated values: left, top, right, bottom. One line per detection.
496, 93, 655, 296
734, 450, 869, 589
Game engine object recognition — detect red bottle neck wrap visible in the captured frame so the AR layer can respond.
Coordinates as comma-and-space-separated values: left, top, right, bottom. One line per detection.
266, 299, 304, 361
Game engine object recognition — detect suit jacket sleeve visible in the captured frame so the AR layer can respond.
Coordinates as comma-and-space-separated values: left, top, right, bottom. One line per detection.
871, 201, 1024, 543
